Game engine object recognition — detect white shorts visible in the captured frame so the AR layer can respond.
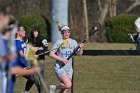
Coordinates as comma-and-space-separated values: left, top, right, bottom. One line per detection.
54, 62, 73, 79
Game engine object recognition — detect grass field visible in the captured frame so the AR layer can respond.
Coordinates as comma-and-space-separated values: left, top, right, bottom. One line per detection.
15, 43, 140, 93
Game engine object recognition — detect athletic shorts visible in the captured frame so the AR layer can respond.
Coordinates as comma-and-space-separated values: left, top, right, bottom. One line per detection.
54, 62, 73, 79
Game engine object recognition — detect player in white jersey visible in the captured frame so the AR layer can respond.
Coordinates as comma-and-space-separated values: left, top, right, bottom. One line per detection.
49, 25, 84, 93
135, 17, 140, 51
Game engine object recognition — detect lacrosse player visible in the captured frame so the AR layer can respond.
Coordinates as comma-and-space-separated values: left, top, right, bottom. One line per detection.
49, 25, 84, 93
11, 25, 41, 93
0, 1, 14, 93
27, 27, 48, 93
135, 17, 140, 51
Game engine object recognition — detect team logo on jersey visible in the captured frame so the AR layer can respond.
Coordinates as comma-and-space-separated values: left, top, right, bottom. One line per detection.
42, 39, 48, 47
21, 43, 26, 48
59, 39, 72, 49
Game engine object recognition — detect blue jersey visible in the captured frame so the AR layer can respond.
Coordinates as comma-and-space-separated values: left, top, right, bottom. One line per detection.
10, 39, 28, 93
0, 33, 6, 57
2, 38, 16, 93
0, 36, 11, 93
14, 39, 28, 68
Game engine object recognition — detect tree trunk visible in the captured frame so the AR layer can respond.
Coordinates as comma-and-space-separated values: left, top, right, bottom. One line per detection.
97, 0, 109, 42
109, 0, 117, 17
97, 0, 102, 12
98, 0, 109, 25
83, 0, 89, 42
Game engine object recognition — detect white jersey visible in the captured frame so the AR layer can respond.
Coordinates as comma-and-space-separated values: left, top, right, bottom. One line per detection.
0, 62, 9, 93
0, 33, 8, 93
52, 38, 78, 69
135, 17, 140, 33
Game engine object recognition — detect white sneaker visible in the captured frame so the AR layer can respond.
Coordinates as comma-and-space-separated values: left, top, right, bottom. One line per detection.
21, 91, 28, 93
50, 85, 56, 93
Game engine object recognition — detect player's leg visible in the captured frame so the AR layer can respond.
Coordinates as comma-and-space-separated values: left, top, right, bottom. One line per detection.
59, 72, 72, 93
50, 65, 72, 93
50, 74, 71, 93
22, 75, 34, 93
58, 74, 72, 88
55, 74, 72, 93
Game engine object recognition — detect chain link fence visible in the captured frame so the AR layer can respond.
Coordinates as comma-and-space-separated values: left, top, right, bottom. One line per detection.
15, 54, 140, 93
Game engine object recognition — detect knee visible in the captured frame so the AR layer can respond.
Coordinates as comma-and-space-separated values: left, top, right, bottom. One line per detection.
65, 82, 72, 89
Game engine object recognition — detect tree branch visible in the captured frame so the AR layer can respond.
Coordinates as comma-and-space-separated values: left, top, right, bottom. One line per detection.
97, 0, 102, 12
125, 0, 140, 13
98, 1, 109, 25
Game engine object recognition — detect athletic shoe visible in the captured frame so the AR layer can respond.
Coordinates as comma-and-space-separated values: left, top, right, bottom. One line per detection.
21, 91, 28, 93
50, 85, 56, 93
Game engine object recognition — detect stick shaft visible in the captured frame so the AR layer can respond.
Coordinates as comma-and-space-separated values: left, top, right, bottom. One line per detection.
37, 48, 58, 56
30, 60, 49, 93
38, 72, 49, 93
67, 28, 97, 60
67, 46, 80, 60
60, 26, 98, 68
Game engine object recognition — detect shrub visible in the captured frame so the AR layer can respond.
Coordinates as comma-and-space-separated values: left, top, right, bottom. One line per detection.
19, 15, 47, 40
105, 14, 138, 43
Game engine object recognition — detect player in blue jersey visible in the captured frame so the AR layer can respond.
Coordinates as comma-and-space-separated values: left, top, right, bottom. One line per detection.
0, 1, 40, 93
10, 25, 41, 93
1, 21, 39, 93
0, 2, 12, 93
49, 26, 84, 93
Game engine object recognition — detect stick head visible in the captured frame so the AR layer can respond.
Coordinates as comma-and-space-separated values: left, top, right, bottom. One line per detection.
89, 22, 101, 36
26, 43, 38, 65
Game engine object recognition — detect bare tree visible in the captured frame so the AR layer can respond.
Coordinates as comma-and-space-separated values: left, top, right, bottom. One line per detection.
97, 0, 117, 25
125, 0, 140, 13
83, 0, 89, 41
109, 0, 117, 17
97, 0, 109, 25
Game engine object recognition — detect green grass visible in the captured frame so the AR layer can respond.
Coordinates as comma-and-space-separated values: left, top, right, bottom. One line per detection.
15, 43, 140, 93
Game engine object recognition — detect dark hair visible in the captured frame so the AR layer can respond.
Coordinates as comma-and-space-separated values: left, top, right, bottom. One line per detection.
17, 24, 24, 31
30, 27, 40, 38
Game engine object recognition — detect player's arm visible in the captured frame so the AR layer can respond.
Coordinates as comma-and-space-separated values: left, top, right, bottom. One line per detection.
73, 40, 84, 56
16, 43, 26, 59
19, 50, 26, 58
37, 47, 43, 50
49, 51, 68, 64
10, 66, 40, 75
76, 43, 84, 56
34, 47, 43, 52
49, 41, 68, 64
35, 38, 48, 52
0, 56, 4, 64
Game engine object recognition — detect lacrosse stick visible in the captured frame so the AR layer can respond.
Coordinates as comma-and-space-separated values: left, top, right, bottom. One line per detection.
128, 33, 139, 50
60, 22, 101, 68
37, 48, 58, 56
7, 17, 18, 93
26, 43, 49, 93
128, 34, 135, 42
55, 21, 101, 93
